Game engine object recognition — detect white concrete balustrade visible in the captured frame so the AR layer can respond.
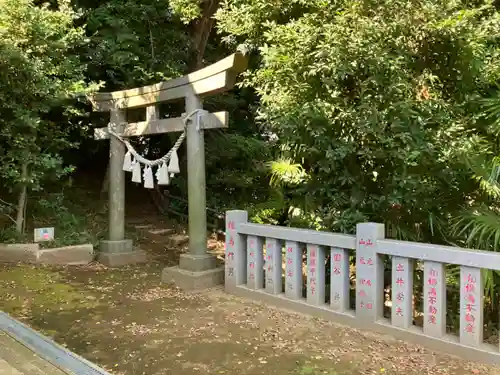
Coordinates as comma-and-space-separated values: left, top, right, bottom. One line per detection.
225, 210, 500, 365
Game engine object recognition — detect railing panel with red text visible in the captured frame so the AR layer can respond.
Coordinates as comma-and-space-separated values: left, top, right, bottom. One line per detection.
224, 210, 500, 365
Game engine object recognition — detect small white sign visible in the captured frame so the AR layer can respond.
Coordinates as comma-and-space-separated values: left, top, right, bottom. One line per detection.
34, 227, 55, 242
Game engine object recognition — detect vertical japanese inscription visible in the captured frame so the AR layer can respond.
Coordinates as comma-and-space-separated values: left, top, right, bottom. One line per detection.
307, 244, 325, 305
285, 241, 302, 300
423, 261, 446, 337
265, 238, 282, 295
226, 220, 235, 279
247, 236, 264, 289
459, 266, 483, 347
225, 210, 248, 291
356, 240, 374, 312
330, 247, 349, 312
391, 257, 413, 328
356, 223, 384, 320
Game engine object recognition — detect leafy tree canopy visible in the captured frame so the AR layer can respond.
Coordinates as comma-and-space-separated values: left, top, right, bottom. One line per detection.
0, 0, 96, 230
214, 0, 500, 240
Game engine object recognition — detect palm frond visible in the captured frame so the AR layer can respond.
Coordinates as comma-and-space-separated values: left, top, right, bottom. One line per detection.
482, 95, 500, 136
482, 97, 500, 119
452, 206, 500, 251
483, 269, 497, 306
267, 158, 306, 188
462, 144, 500, 199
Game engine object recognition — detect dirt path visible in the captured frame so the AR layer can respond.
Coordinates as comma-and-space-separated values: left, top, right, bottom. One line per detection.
0, 261, 498, 375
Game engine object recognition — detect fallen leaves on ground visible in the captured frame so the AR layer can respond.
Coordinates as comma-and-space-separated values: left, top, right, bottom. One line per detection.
0, 263, 499, 375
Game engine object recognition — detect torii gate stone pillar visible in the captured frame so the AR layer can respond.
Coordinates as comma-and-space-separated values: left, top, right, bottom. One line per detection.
89, 53, 247, 289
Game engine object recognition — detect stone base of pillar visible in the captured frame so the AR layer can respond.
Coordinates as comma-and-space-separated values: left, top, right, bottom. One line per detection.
98, 240, 147, 267
178, 253, 217, 272
161, 265, 224, 290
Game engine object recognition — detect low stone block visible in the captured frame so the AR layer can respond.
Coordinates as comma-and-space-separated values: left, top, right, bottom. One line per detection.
0, 244, 39, 263
37, 244, 94, 265
161, 266, 224, 290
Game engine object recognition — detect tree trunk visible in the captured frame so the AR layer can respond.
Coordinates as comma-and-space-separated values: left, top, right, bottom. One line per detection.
16, 162, 28, 233
191, 0, 220, 70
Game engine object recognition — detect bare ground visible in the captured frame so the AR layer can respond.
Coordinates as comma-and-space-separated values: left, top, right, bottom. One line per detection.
0, 260, 499, 375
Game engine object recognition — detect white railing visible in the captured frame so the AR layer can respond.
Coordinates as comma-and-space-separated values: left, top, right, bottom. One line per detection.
225, 210, 500, 365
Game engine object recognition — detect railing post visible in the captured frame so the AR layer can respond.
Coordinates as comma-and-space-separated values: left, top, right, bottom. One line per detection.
391, 256, 413, 328
225, 210, 248, 292
247, 235, 264, 289
307, 244, 326, 305
423, 261, 446, 337
330, 247, 350, 312
356, 223, 385, 321
285, 241, 302, 300
265, 238, 282, 294
460, 266, 483, 347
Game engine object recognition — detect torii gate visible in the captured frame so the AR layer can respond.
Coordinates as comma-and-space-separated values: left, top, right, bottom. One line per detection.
89, 52, 247, 289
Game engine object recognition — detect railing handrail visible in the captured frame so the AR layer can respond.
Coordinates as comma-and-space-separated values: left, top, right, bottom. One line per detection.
237, 222, 356, 250
378, 239, 500, 270
234, 221, 500, 269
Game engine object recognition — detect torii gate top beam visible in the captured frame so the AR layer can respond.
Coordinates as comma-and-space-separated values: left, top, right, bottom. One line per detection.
89, 52, 248, 112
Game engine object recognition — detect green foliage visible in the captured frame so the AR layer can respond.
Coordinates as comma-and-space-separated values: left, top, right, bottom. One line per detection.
452, 94, 500, 304
33, 192, 105, 247
82, 0, 190, 89
454, 206, 500, 250
205, 130, 271, 210
216, 0, 330, 48
78, 0, 273, 218
0, 0, 94, 198
453, 94, 500, 251
169, 0, 202, 24
217, 0, 500, 239
268, 158, 306, 188
0, 190, 106, 246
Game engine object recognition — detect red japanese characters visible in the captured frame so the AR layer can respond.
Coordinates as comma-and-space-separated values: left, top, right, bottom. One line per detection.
393, 260, 406, 319
427, 268, 439, 324
309, 247, 317, 295
464, 274, 477, 334
332, 252, 342, 275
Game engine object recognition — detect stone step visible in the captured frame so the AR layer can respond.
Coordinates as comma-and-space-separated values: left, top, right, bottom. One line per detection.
134, 225, 189, 248
133, 224, 153, 230
148, 228, 175, 235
